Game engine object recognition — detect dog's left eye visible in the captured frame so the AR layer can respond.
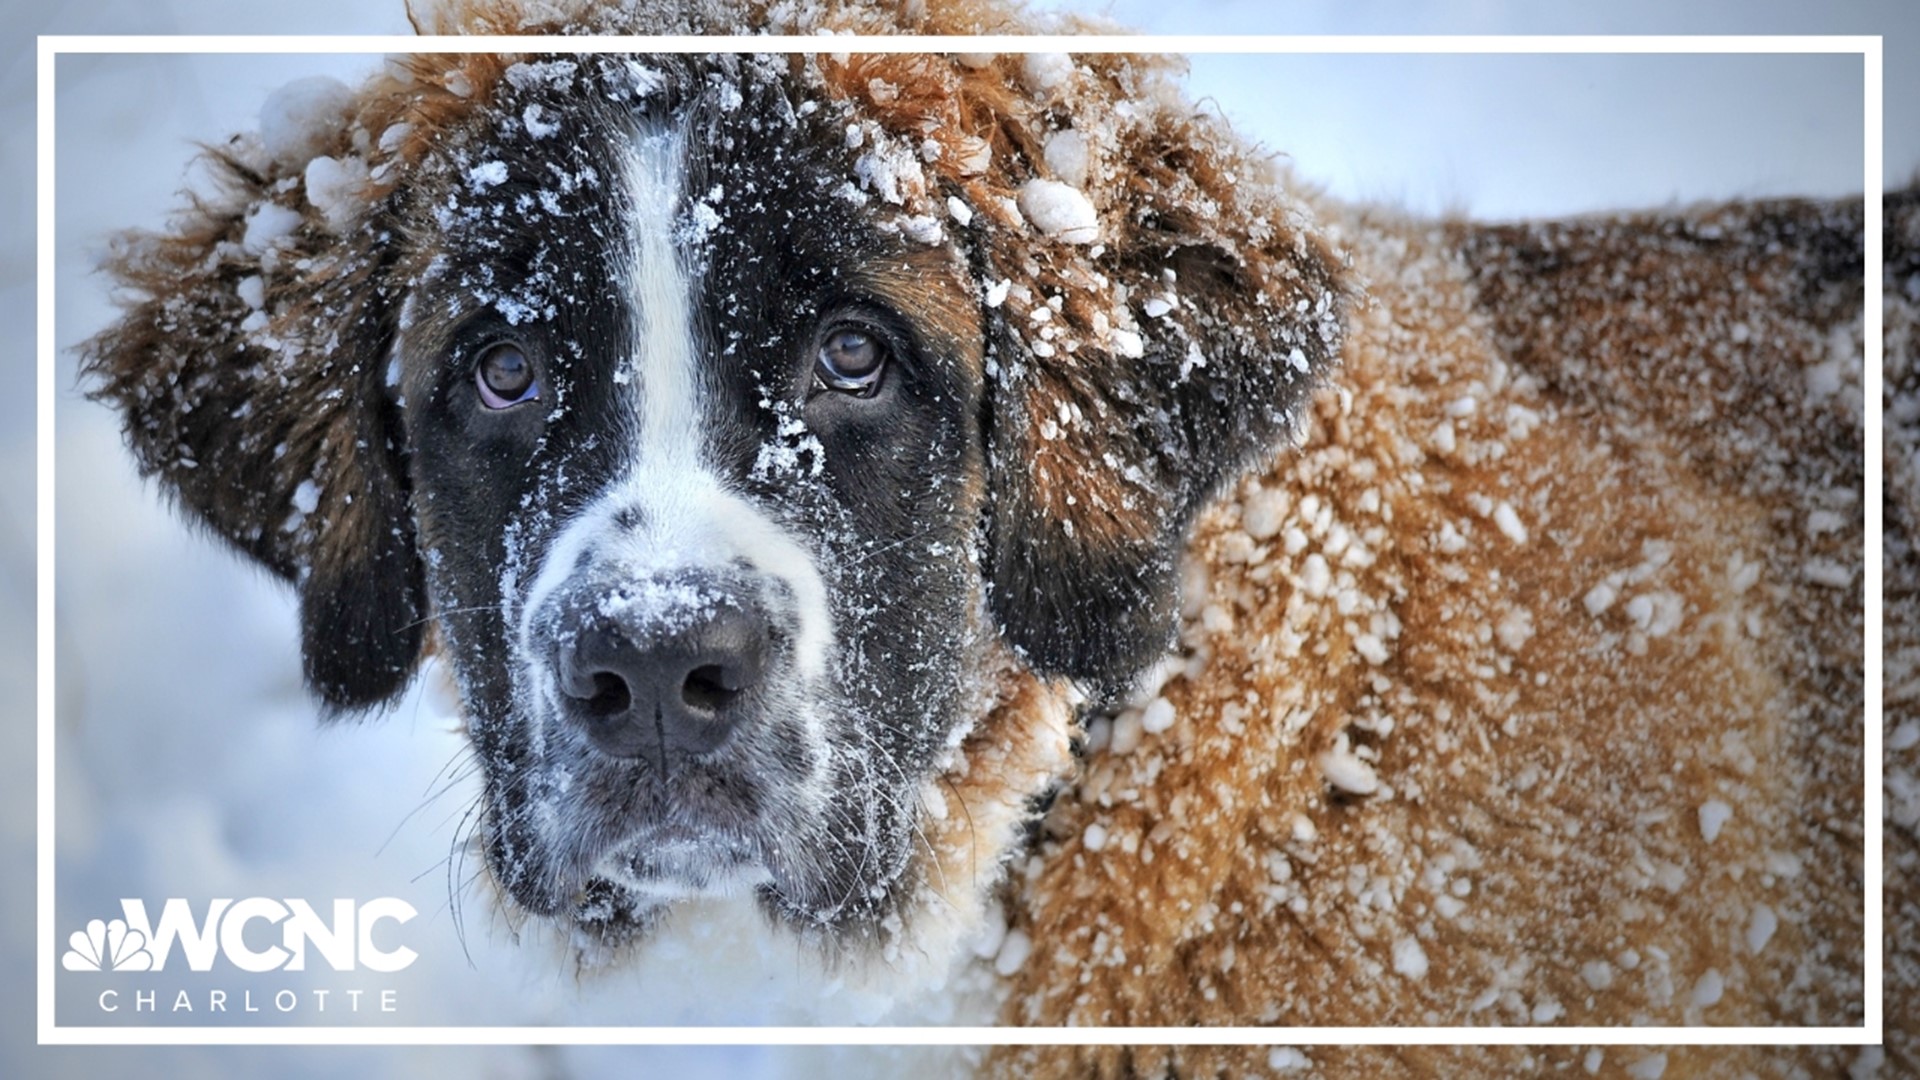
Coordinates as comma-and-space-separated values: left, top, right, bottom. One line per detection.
813, 325, 889, 396
474, 342, 540, 409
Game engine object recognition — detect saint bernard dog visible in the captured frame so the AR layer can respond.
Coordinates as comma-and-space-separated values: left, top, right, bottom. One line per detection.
84, 0, 1895, 1073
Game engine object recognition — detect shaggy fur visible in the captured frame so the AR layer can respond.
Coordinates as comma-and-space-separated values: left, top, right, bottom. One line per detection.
992, 195, 1873, 1078
81, 0, 1880, 1071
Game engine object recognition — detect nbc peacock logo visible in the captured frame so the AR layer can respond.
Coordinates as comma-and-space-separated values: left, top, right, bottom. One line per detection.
62, 918, 154, 973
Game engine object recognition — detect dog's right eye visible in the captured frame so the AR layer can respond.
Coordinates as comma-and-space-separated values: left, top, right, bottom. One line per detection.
813, 325, 890, 397
474, 342, 539, 409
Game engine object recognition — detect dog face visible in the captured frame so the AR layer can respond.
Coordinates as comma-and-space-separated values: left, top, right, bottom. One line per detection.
83, 32, 1344, 954
397, 58, 994, 930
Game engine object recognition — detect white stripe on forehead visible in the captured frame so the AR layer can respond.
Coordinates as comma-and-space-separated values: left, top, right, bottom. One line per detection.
624, 118, 701, 467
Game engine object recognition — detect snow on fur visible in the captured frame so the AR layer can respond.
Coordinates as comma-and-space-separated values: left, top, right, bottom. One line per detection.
77, 1, 1880, 1075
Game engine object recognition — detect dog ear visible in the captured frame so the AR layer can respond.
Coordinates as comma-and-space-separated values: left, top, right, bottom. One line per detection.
973, 123, 1347, 693
81, 117, 426, 713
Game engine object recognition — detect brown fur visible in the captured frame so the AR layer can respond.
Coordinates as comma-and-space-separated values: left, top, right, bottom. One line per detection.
990, 199, 1865, 1066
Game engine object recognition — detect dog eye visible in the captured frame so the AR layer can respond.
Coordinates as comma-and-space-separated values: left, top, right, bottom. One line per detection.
474, 342, 539, 409
814, 325, 889, 396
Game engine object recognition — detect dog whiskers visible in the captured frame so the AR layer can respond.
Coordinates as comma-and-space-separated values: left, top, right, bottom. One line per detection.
400, 601, 510, 635
380, 745, 480, 858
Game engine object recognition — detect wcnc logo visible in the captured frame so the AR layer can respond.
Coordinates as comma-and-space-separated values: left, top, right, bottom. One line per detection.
62, 898, 417, 974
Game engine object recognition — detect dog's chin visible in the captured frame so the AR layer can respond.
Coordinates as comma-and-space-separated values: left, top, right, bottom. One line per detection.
484, 826, 763, 945
495, 812, 772, 917
494, 800, 921, 949
594, 828, 772, 902
556, 834, 870, 953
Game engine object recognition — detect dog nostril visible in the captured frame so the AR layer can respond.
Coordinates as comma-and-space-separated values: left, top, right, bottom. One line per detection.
681, 663, 742, 714
584, 671, 632, 719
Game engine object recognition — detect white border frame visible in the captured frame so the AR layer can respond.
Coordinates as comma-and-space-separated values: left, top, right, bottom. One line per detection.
37, 31, 1885, 1049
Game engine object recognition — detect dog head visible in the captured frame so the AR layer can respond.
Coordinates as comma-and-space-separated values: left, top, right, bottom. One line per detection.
82, 0, 1344, 956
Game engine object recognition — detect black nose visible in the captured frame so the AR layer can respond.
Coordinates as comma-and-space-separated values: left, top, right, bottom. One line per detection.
553, 585, 770, 767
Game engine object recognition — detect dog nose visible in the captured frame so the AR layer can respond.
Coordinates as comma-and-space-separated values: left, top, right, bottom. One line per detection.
553, 588, 769, 767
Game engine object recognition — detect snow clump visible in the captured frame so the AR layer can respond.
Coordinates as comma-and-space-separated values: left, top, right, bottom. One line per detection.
259, 75, 354, 170
1018, 179, 1099, 244
304, 155, 370, 233
1019, 53, 1076, 96
1042, 128, 1091, 188
240, 202, 303, 255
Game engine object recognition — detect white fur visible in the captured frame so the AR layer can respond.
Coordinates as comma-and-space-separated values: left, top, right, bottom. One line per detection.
626, 121, 702, 477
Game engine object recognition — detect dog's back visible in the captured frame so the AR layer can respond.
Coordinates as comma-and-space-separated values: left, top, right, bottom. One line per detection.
993, 195, 1874, 1076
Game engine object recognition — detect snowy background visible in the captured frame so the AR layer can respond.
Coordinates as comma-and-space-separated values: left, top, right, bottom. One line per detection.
6, 0, 1918, 1077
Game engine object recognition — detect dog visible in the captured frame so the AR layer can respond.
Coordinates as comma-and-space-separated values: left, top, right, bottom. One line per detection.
82, 0, 1884, 1072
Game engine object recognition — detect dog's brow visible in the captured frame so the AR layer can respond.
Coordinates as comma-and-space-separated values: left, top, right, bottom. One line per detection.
851, 250, 982, 377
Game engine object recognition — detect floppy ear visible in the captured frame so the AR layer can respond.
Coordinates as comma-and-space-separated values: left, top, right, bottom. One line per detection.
974, 126, 1347, 692
81, 124, 426, 713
